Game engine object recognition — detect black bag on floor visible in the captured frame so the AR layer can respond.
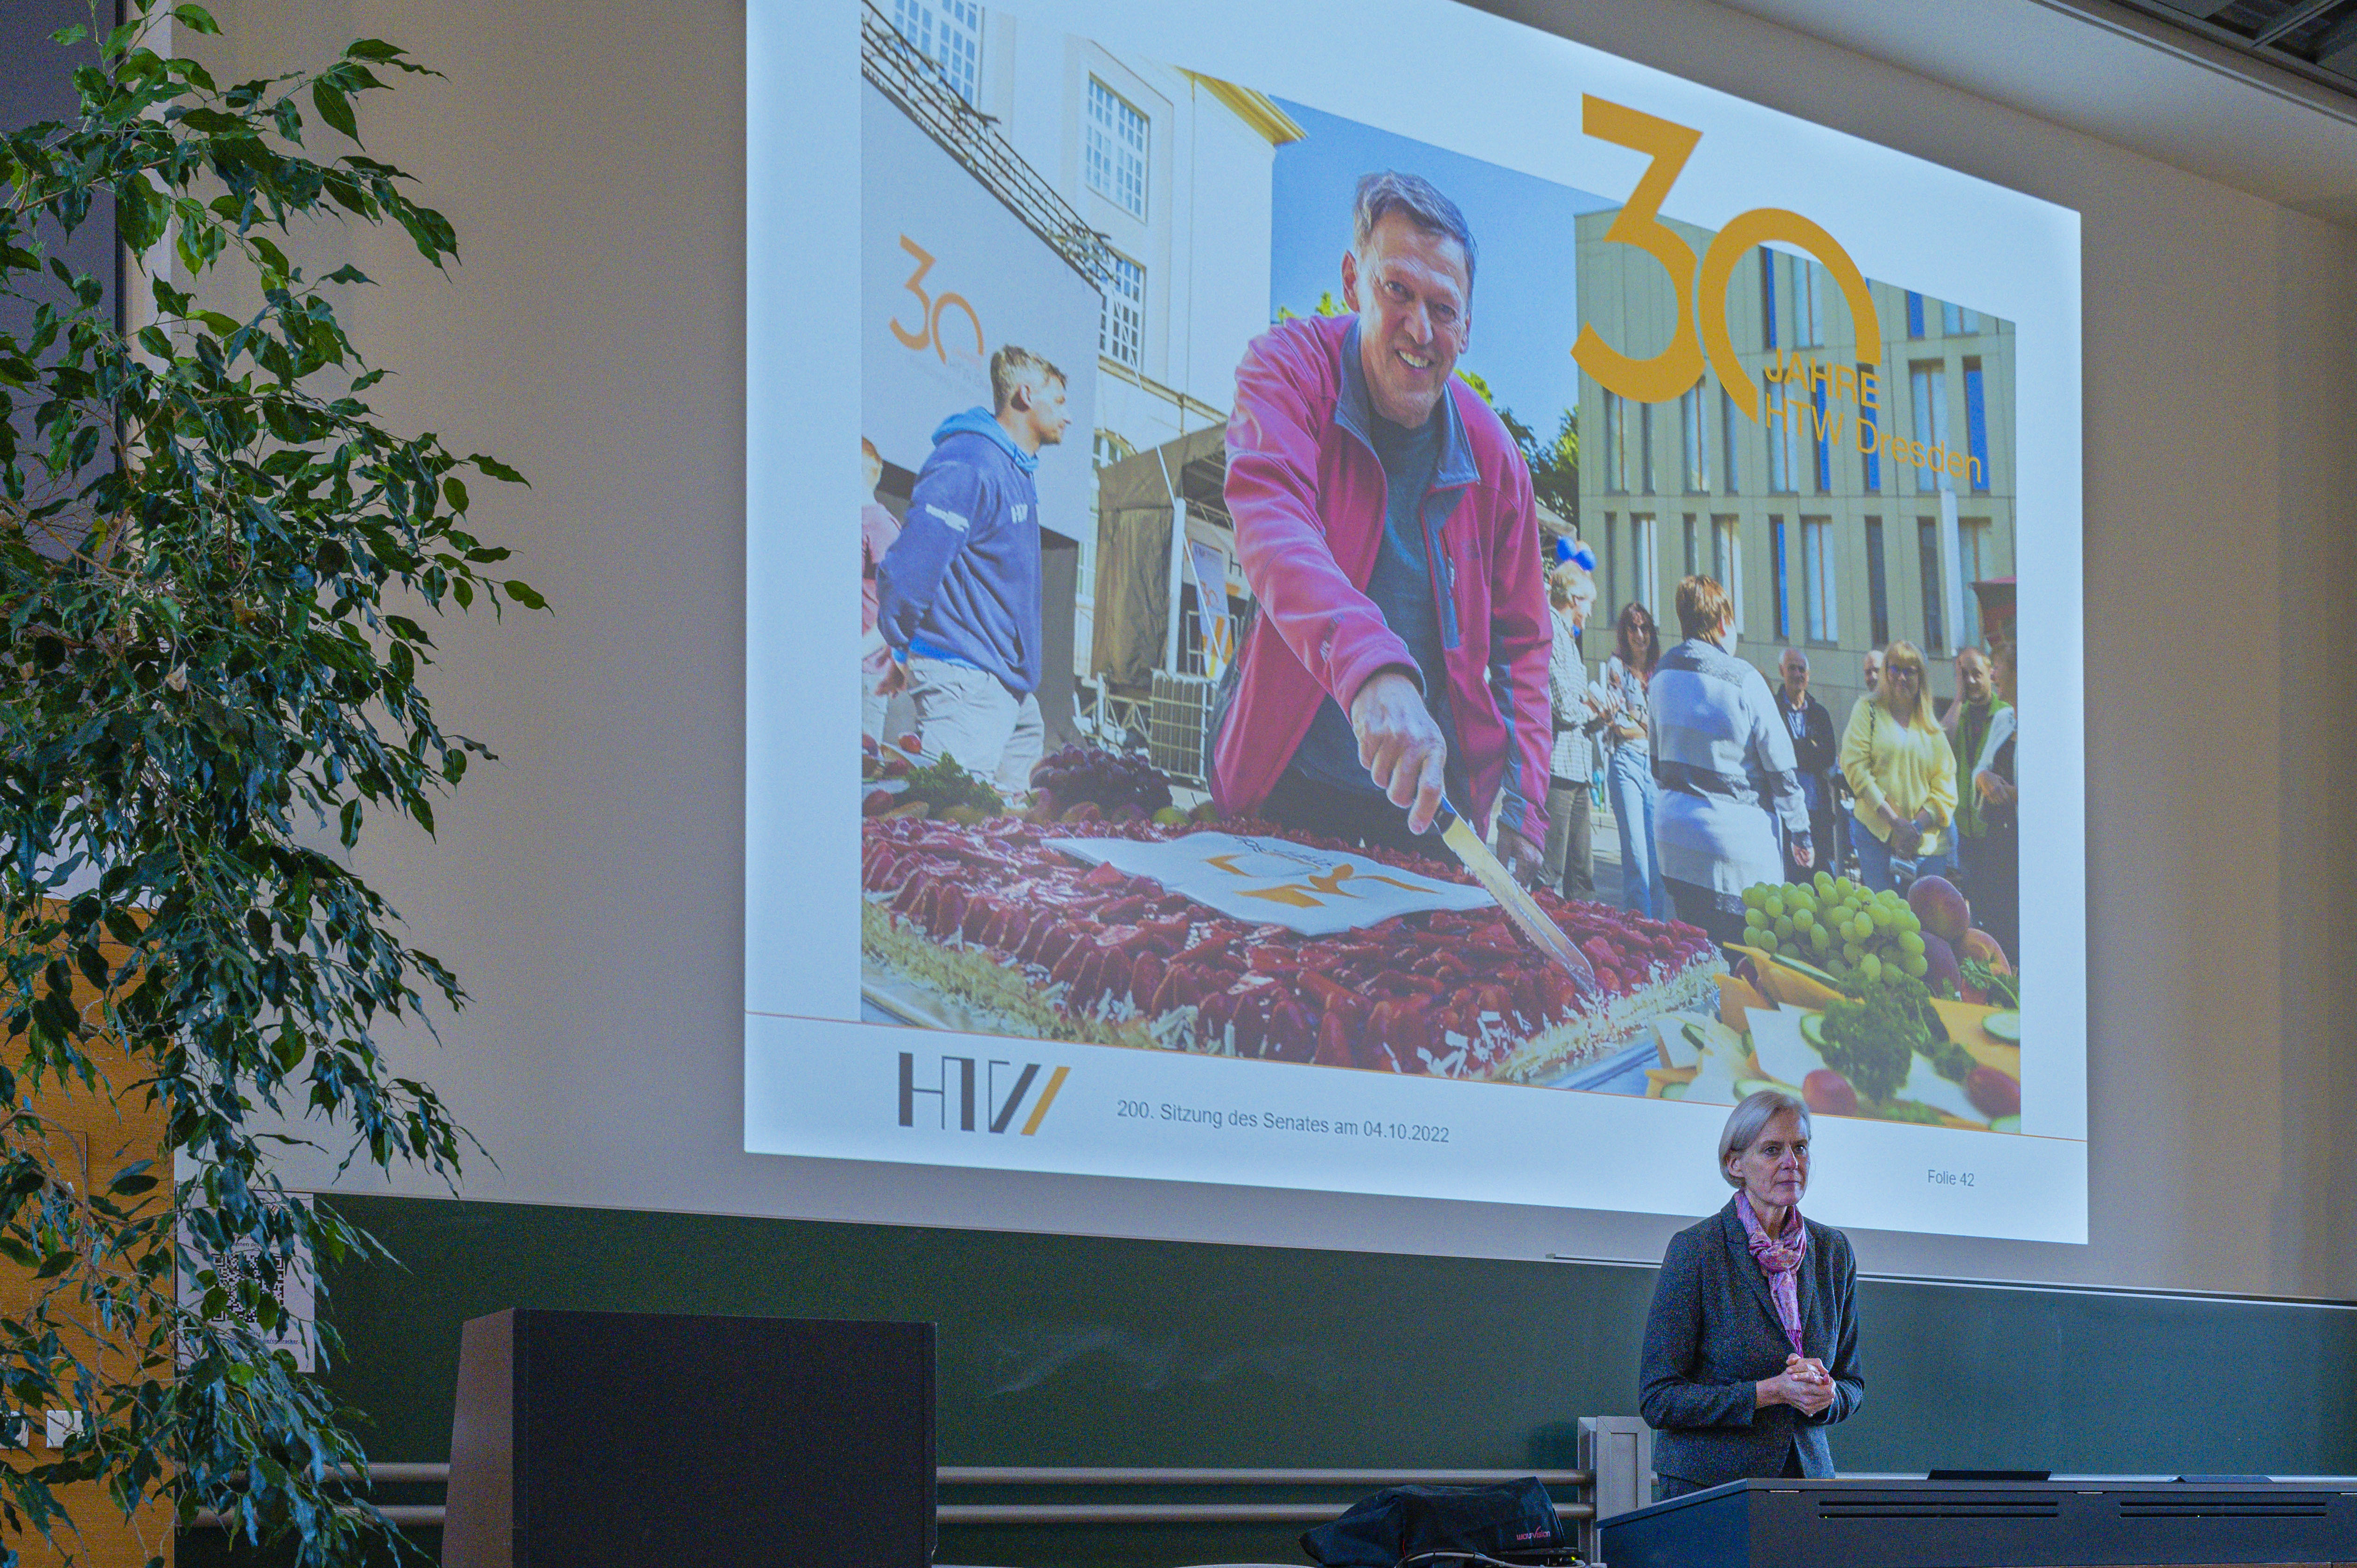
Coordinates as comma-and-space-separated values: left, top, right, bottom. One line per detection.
1299, 1478, 1570, 1568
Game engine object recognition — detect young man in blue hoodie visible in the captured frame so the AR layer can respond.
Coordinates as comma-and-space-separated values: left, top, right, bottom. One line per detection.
874, 345, 1070, 791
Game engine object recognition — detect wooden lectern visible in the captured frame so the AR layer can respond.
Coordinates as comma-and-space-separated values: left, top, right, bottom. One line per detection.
442, 1309, 935, 1568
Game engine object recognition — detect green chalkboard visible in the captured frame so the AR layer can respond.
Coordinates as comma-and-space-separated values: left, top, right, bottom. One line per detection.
178, 1194, 2357, 1568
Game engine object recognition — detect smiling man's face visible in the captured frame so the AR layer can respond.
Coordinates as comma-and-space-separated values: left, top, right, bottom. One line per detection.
1342, 210, 1471, 429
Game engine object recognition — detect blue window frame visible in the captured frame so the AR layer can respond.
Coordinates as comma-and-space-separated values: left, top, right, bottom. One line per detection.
1811, 378, 1832, 493
1964, 360, 1991, 493
1759, 249, 1778, 351
1911, 363, 1949, 495
1865, 517, 1889, 647
1085, 78, 1149, 219
1859, 362, 1881, 492
1771, 516, 1792, 639
1917, 518, 1945, 654
1603, 390, 1628, 493
1721, 389, 1741, 494
895, 0, 984, 106
1603, 514, 1618, 620
1905, 291, 1925, 339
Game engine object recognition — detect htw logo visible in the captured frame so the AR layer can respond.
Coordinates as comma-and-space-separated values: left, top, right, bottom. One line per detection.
898, 1053, 1068, 1135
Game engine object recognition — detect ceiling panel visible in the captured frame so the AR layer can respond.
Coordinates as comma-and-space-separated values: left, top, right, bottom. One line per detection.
1695, 0, 2357, 227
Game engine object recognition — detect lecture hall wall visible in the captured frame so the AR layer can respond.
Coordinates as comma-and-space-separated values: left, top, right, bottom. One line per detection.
194, 0, 2357, 1299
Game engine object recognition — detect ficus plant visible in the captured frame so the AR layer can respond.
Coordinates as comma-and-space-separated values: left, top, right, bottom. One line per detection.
0, 2, 529, 1563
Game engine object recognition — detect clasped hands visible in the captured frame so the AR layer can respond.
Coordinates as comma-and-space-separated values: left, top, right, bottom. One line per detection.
1881, 803, 1934, 857
1756, 1354, 1836, 1416
1349, 669, 1544, 884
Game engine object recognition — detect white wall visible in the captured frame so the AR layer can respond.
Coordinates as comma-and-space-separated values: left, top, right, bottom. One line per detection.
203, 0, 2357, 1299
1181, 89, 1280, 415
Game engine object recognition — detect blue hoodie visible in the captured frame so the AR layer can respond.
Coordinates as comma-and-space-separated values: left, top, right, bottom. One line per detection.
875, 407, 1044, 697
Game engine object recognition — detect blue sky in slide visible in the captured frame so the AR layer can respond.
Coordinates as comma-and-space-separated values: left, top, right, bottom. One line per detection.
1269, 98, 1616, 435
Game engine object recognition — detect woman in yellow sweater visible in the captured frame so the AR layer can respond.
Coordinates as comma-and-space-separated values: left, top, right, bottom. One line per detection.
1838, 640, 1958, 893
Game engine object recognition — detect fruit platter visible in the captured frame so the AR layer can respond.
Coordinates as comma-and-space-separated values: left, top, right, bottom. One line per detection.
860, 750, 1726, 1085
1644, 872, 2023, 1132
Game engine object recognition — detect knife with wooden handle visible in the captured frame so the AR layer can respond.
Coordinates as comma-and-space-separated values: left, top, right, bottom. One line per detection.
1432, 798, 1601, 997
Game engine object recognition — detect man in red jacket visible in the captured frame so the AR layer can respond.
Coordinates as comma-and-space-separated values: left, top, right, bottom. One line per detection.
1212, 171, 1551, 880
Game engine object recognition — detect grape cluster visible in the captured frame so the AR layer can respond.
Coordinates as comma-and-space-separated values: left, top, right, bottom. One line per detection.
1741, 874, 1930, 990
1028, 744, 1175, 815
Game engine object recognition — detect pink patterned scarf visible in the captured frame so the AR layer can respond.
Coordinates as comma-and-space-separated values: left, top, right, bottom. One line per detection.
1736, 1190, 1809, 1358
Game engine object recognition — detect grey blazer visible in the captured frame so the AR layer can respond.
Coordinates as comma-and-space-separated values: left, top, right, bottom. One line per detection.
1639, 1196, 1864, 1486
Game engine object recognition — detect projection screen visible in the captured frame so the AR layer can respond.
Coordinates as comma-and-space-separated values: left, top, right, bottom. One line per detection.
746, 0, 2085, 1244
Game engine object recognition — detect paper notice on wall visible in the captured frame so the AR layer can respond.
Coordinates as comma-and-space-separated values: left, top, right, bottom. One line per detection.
1186, 538, 1232, 678
1048, 831, 1492, 936
177, 1193, 317, 1371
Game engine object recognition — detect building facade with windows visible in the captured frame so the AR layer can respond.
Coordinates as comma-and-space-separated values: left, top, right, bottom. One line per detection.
884, 1, 1301, 668
1575, 209, 2016, 723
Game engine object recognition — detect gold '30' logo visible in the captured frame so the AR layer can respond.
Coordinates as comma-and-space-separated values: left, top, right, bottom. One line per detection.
1572, 96, 1880, 419
889, 236, 985, 363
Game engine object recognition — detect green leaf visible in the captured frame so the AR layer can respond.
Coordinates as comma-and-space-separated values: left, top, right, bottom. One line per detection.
470, 452, 529, 485
172, 4, 223, 34
312, 80, 357, 139
107, 1164, 158, 1197
503, 579, 546, 610
441, 475, 468, 512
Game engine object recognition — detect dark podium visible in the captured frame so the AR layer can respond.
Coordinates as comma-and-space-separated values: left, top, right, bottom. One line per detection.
1600, 1477, 2357, 1568
442, 1309, 935, 1568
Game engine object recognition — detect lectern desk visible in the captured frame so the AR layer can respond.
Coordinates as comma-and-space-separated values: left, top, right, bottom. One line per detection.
1598, 1477, 2357, 1568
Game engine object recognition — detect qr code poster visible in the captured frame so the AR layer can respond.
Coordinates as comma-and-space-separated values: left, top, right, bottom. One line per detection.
178, 1194, 317, 1373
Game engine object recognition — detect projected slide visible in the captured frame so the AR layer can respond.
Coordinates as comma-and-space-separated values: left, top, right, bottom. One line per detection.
746, 0, 2085, 1241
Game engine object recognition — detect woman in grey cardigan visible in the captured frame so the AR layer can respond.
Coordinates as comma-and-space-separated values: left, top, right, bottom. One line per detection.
1639, 1090, 1863, 1498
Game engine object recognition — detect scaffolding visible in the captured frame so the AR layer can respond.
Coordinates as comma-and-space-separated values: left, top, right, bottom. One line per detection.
859, 2, 1115, 293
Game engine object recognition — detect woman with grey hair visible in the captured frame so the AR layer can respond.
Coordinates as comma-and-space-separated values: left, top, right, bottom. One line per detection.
1637, 1090, 1863, 1499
